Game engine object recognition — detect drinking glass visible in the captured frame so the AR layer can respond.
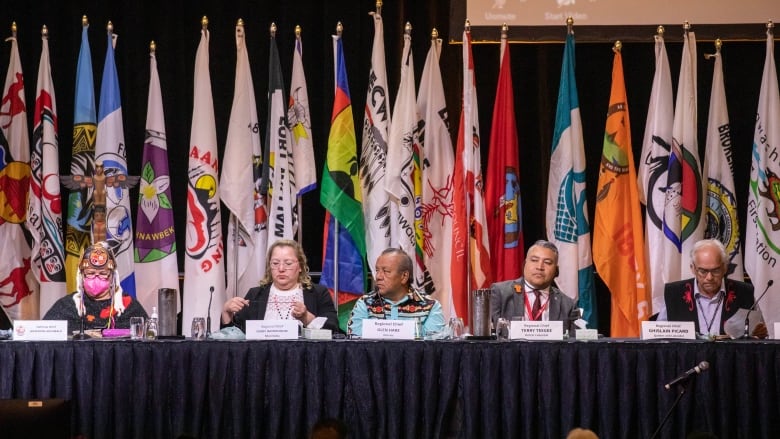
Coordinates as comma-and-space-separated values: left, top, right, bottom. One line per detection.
130, 317, 144, 340
496, 318, 511, 341
448, 317, 465, 340
191, 317, 206, 340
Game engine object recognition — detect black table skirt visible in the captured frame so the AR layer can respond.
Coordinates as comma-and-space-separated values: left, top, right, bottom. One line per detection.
1, 339, 778, 439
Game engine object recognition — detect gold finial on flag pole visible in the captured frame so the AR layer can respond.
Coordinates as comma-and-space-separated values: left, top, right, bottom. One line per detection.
704, 38, 722, 59
271, 22, 277, 38
237, 18, 244, 28
82, 15, 88, 28
683, 20, 691, 35
107, 21, 113, 34
376, 0, 383, 15
768, 20, 775, 32
431, 27, 439, 40
656, 25, 664, 36
42, 25, 48, 39
295, 25, 301, 38
11, 22, 17, 38
336, 21, 343, 37
465, 19, 471, 32
613, 40, 622, 53
150, 40, 156, 54
201, 16, 209, 31
566, 17, 574, 35
501, 22, 508, 38
404, 22, 411, 36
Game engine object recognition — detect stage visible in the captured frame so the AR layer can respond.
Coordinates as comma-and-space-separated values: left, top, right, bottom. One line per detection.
1, 338, 777, 438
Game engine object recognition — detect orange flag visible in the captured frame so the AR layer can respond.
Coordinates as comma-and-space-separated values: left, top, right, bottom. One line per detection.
593, 47, 649, 337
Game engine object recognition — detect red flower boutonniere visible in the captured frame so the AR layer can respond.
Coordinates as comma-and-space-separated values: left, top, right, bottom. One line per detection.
683, 283, 694, 311
725, 290, 737, 311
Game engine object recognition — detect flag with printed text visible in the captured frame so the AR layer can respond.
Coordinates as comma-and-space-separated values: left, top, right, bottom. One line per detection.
417, 36, 455, 318
184, 27, 226, 333
745, 29, 780, 337
593, 48, 648, 337
95, 29, 136, 297
265, 32, 297, 246
452, 28, 492, 322
134, 47, 179, 313
386, 27, 428, 291
703, 47, 743, 281
359, 12, 392, 277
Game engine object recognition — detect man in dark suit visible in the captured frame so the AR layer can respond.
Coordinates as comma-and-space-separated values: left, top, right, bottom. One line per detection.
658, 239, 763, 337
490, 240, 579, 333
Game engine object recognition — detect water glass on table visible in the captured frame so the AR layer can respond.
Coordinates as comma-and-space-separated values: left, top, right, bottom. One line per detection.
448, 317, 465, 340
130, 317, 145, 340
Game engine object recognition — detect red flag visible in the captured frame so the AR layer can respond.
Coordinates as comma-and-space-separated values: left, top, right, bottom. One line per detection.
452, 28, 492, 323
485, 33, 524, 282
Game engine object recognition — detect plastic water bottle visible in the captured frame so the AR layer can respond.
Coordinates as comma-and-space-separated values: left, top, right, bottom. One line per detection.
146, 306, 159, 340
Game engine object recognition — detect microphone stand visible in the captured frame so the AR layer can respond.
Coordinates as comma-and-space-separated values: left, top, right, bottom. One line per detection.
741, 280, 772, 339
649, 379, 690, 439
72, 292, 91, 340
206, 286, 214, 337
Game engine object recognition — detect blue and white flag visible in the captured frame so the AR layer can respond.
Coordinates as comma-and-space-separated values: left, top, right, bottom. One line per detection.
545, 30, 596, 326
95, 26, 136, 297
746, 28, 780, 337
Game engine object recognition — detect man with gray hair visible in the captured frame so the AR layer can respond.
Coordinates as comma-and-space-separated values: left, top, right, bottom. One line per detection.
347, 248, 445, 337
658, 239, 764, 337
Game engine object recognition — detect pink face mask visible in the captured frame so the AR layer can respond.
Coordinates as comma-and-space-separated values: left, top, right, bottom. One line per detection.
83, 277, 111, 297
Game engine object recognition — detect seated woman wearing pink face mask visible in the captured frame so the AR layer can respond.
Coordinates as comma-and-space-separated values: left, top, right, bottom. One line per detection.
44, 241, 148, 334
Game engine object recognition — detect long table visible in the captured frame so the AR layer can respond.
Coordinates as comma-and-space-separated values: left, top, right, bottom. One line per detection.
1, 338, 778, 438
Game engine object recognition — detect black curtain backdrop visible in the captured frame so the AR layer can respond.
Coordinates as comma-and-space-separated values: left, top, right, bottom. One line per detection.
2, 1, 778, 334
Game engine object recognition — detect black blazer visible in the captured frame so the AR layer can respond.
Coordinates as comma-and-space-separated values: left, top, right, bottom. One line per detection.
222, 283, 341, 333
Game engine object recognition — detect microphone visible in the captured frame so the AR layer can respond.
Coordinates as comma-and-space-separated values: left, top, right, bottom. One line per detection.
206, 286, 214, 336
664, 361, 709, 390
742, 279, 772, 339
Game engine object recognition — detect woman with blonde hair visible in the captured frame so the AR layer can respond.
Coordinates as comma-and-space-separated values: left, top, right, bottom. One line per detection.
221, 239, 340, 333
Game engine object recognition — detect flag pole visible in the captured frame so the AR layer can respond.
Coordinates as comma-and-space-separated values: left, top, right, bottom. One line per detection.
463, 19, 474, 330
295, 23, 304, 247
332, 21, 344, 313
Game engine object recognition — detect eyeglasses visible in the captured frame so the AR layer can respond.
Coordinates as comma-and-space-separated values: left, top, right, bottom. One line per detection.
83, 269, 112, 280
270, 260, 299, 269
693, 266, 724, 277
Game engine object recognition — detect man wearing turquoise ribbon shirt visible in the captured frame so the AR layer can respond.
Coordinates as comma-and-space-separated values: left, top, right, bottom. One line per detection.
347, 248, 445, 337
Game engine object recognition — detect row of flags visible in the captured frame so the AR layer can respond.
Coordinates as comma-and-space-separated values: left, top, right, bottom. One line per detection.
1, 14, 778, 338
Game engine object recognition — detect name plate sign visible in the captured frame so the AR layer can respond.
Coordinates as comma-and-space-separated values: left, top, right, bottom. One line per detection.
245, 320, 299, 340
362, 319, 415, 340
13, 320, 68, 341
641, 321, 696, 340
509, 320, 564, 340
